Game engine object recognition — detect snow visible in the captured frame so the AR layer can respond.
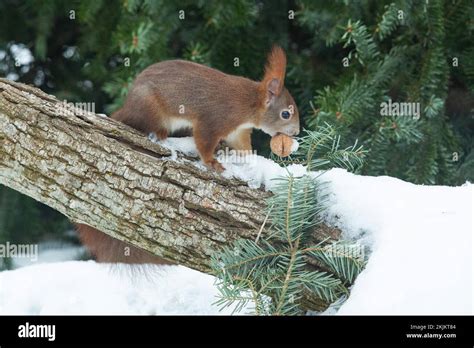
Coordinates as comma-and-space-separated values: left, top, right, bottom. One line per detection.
0, 136, 472, 315
149, 135, 305, 188
11, 241, 85, 269
10, 44, 34, 65
318, 169, 473, 315
0, 262, 241, 315
150, 135, 199, 158
223, 157, 306, 189
290, 137, 299, 152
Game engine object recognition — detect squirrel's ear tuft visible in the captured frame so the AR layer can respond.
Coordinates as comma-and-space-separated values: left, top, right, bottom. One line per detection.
261, 45, 287, 103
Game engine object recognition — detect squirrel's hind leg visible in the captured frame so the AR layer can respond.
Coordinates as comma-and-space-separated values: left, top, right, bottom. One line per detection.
112, 94, 169, 140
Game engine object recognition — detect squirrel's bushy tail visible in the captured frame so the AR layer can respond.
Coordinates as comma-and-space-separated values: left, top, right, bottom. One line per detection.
76, 223, 171, 265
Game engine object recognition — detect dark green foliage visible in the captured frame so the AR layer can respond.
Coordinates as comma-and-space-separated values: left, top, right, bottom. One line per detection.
298, 0, 473, 185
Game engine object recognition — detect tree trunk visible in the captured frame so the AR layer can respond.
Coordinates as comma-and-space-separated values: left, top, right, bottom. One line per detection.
0, 78, 340, 311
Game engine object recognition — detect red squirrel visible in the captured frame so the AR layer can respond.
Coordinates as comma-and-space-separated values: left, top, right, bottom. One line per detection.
112, 45, 299, 171
77, 45, 300, 264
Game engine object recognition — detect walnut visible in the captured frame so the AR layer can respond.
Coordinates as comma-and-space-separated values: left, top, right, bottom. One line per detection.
270, 134, 296, 157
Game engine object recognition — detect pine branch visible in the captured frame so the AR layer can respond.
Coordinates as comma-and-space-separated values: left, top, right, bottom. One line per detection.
212, 124, 367, 315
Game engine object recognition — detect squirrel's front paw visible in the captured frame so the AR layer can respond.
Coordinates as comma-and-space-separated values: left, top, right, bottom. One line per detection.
206, 159, 225, 173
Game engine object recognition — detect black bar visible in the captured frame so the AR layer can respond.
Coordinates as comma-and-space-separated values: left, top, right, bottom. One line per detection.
0, 315, 472, 346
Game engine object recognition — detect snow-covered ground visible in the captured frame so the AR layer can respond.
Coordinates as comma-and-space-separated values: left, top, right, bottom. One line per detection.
10, 240, 85, 269
0, 137, 472, 315
0, 261, 235, 315
320, 169, 472, 315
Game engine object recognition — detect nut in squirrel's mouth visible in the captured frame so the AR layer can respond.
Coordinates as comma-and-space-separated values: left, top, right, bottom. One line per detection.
275, 132, 294, 138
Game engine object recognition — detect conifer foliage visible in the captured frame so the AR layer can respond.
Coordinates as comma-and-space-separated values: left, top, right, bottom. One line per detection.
212, 125, 367, 315
298, 0, 473, 185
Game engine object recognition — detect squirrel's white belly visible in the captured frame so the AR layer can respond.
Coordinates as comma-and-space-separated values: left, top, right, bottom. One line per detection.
225, 122, 255, 143
167, 117, 193, 134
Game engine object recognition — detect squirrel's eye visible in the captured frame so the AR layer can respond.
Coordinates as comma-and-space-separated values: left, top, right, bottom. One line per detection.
281, 110, 291, 120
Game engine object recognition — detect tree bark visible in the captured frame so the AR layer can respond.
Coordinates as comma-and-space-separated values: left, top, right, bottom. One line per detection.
0, 78, 340, 311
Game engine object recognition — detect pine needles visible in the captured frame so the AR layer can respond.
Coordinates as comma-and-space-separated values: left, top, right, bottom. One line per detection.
211, 125, 366, 315
303, 0, 471, 186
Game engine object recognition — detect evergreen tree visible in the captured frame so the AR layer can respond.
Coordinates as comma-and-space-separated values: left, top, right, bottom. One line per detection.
297, 0, 474, 185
